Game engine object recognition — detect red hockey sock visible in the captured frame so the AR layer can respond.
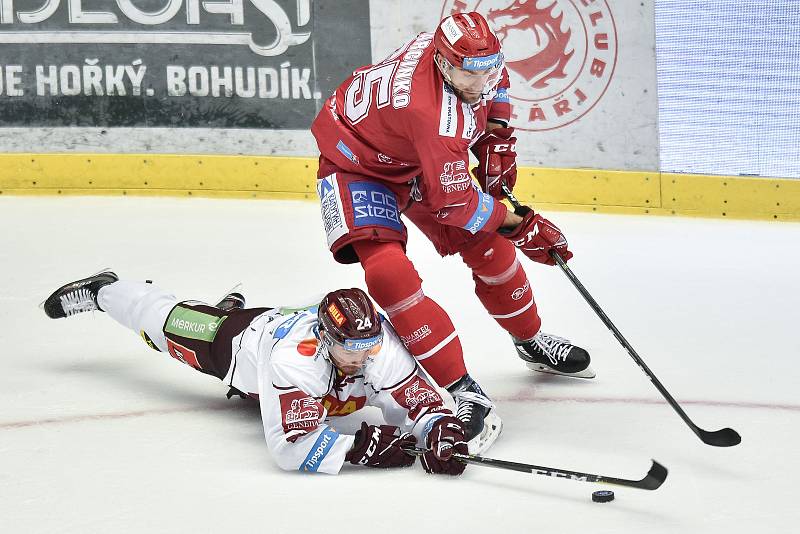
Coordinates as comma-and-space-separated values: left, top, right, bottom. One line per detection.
353, 240, 466, 386
461, 234, 541, 340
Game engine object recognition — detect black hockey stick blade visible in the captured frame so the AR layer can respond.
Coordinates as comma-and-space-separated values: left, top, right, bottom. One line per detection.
546, 248, 742, 448
607, 460, 668, 491
499, 184, 741, 448
695, 426, 741, 447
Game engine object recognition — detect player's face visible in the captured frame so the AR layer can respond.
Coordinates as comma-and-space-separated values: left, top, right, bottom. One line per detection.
327, 343, 381, 375
449, 66, 501, 103
437, 53, 503, 104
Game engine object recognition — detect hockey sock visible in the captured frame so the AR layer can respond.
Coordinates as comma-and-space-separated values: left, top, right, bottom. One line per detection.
353, 240, 467, 386
97, 280, 178, 352
461, 234, 541, 340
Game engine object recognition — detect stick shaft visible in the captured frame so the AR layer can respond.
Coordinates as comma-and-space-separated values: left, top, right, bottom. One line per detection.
500, 184, 739, 446
404, 447, 666, 490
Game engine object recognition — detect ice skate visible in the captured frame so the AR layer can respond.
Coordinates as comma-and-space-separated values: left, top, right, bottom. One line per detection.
514, 331, 595, 379
447, 374, 503, 455
42, 270, 119, 319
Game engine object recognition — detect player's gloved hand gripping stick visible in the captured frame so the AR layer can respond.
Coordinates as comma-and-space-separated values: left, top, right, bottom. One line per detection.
501, 184, 741, 448
420, 416, 469, 476
498, 203, 573, 265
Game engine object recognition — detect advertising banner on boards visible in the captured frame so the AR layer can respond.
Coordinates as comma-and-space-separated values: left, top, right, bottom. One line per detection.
0, 0, 371, 128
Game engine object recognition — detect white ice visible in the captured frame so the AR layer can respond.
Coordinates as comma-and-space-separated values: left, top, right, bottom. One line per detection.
1, 196, 798, 534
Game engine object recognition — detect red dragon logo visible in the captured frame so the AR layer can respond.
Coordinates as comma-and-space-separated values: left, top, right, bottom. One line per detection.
488, 0, 573, 90
441, 0, 617, 131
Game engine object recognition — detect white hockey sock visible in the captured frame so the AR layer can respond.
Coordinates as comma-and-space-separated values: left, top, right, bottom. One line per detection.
97, 280, 177, 352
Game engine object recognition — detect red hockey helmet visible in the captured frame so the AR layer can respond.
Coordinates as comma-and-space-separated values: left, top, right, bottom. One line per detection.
318, 288, 383, 374
433, 12, 504, 103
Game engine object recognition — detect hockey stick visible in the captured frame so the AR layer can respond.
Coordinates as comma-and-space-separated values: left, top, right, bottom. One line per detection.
501, 184, 741, 447
404, 447, 667, 490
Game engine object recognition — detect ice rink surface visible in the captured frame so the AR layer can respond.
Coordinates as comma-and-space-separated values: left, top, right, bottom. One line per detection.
1, 196, 798, 533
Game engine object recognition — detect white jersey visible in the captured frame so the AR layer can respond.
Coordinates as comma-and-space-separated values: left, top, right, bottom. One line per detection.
97, 280, 452, 475
222, 309, 451, 474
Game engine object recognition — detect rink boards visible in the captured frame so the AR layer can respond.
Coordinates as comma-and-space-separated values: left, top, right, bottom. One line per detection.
1, 153, 798, 222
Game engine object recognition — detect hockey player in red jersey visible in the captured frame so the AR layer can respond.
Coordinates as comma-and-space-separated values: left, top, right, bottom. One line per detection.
43, 271, 468, 476
311, 12, 593, 452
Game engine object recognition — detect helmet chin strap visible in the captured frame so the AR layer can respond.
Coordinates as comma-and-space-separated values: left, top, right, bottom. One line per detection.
434, 52, 452, 85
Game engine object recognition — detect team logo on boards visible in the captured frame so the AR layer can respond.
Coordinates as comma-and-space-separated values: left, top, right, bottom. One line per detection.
440, 1, 618, 131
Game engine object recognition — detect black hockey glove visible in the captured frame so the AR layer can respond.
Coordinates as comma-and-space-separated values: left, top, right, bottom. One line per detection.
421, 416, 468, 476
345, 422, 417, 468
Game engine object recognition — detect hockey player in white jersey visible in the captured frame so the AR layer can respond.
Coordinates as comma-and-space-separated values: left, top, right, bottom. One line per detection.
43, 271, 484, 475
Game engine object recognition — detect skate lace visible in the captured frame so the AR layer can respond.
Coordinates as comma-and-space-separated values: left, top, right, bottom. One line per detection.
454, 391, 495, 423
59, 289, 98, 316
534, 333, 574, 366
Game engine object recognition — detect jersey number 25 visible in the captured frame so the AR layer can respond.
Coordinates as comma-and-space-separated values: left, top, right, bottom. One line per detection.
344, 62, 397, 124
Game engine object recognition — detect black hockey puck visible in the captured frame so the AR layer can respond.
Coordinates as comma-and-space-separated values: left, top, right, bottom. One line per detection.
592, 490, 615, 503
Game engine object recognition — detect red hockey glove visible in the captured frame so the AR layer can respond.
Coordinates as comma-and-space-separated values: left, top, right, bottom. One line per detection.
421, 416, 468, 476
471, 127, 518, 198
501, 206, 573, 266
345, 422, 417, 468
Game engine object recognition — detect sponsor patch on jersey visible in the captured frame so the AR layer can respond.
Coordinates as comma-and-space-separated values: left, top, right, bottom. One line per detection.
322, 394, 367, 417
164, 306, 226, 342
317, 174, 349, 248
493, 87, 509, 104
391, 375, 444, 420
336, 140, 360, 165
461, 102, 477, 139
439, 160, 471, 194
273, 313, 305, 340
297, 338, 319, 357
279, 390, 324, 443
462, 189, 495, 234
348, 182, 403, 231
166, 339, 202, 370
439, 83, 459, 137
299, 427, 340, 473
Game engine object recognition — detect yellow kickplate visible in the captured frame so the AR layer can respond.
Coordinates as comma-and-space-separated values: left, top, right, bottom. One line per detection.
1, 154, 797, 222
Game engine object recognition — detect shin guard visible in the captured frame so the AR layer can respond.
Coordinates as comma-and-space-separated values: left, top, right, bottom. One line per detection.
354, 241, 466, 386
461, 234, 541, 340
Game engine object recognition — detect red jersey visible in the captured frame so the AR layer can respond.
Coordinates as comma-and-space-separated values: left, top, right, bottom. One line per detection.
311, 32, 511, 235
